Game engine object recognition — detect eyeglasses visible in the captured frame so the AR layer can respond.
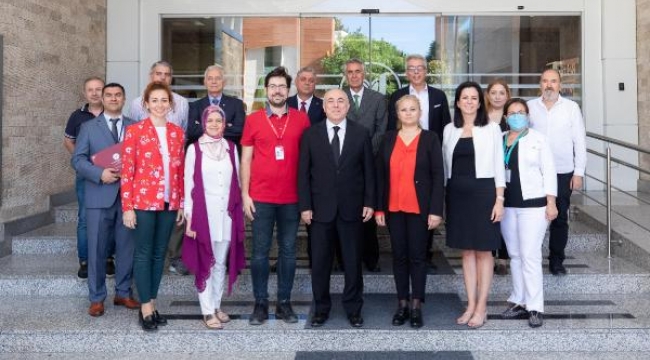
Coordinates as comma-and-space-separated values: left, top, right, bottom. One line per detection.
506, 111, 528, 116
407, 66, 427, 73
267, 84, 288, 91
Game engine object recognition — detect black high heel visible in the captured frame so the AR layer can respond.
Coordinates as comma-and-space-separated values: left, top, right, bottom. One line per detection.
392, 306, 410, 326
139, 310, 158, 331
153, 310, 167, 326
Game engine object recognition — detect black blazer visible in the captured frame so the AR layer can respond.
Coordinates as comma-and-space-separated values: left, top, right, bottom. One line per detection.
387, 85, 451, 144
298, 120, 376, 223
186, 94, 246, 146
376, 130, 445, 222
287, 95, 327, 125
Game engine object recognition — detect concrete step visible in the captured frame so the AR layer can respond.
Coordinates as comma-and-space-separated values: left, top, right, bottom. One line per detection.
1, 293, 649, 353
0, 252, 648, 297
11, 220, 607, 256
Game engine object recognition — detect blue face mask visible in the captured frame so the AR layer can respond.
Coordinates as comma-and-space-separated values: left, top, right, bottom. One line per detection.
506, 113, 529, 131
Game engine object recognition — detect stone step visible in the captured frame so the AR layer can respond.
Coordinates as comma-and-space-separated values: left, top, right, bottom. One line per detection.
11, 221, 608, 256
1, 293, 649, 353
0, 252, 648, 297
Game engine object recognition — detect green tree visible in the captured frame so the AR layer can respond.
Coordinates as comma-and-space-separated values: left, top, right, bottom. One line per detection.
321, 30, 406, 96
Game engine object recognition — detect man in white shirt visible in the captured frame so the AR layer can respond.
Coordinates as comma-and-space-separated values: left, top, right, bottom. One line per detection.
528, 69, 587, 276
128, 61, 189, 130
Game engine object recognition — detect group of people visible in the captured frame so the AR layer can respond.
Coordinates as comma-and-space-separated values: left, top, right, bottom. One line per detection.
64, 54, 586, 331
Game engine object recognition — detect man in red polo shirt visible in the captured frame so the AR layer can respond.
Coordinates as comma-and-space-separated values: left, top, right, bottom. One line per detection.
240, 66, 310, 325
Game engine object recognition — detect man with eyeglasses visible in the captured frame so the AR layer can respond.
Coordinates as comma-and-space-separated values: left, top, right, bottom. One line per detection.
527, 68, 586, 276
388, 54, 450, 144
240, 66, 311, 325
343, 58, 387, 273
186, 64, 246, 147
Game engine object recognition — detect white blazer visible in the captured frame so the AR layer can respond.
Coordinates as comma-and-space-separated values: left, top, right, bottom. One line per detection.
509, 128, 557, 200
442, 121, 505, 188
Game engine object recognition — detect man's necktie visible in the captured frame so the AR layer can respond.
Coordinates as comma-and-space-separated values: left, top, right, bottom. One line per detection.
331, 126, 340, 166
211, 98, 220, 106
110, 118, 120, 142
300, 101, 307, 113
353, 95, 360, 111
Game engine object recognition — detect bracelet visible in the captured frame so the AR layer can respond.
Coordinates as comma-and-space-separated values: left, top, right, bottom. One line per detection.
496, 196, 505, 201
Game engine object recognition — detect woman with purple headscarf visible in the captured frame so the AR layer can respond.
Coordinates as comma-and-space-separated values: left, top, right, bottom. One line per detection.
182, 105, 246, 329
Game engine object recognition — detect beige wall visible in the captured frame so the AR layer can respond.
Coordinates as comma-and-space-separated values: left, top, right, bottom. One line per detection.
638, 0, 650, 192
0, 0, 106, 221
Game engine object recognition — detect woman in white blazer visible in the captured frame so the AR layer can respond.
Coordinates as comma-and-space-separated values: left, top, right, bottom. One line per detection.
499, 98, 557, 328
442, 81, 505, 329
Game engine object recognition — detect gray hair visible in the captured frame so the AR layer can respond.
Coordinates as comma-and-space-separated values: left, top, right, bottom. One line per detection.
343, 58, 365, 72
296, 66, 316, 78
150, 60, 173, 76
405, 54, 427, 67
204, 64, 225, 78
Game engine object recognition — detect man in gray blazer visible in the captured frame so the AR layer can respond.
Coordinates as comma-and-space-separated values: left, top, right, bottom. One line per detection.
343, 58, 387, 272
72, 83, 140, 317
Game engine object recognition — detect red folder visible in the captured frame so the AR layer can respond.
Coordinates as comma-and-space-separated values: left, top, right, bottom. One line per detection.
91, 143, 122, 169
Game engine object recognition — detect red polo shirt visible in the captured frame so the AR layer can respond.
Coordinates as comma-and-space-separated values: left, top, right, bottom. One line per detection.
241, 106, 310, 204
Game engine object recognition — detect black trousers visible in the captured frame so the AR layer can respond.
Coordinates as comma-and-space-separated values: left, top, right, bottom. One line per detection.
549, 172, 574, 264
387, 212, 429, 301
362, 220, 379, 269
310, 217, 364, 316
306, 224, 343, 269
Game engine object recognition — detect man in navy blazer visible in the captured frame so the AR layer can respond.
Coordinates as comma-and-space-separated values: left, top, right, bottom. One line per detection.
387, 54, 451, 144
186, 64, 246, 146
287, 67, 327, 125
72, 83, 139, 317
298, 89, 375, 328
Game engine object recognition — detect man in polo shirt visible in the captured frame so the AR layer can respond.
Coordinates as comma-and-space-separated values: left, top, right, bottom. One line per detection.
240, 66, 310, 325
63, 76, 114, 279
528, 68, 587, 276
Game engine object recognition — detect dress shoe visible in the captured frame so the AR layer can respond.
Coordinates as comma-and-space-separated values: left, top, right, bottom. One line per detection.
550, 262, 567, 276
88, 302, 104, 317
392, 306, 410, 326
139, 311, 157, 331
153, 310, 167, 326
114, 296, 140, 309
494, 263, 508, 276
249, 300, 269, 325
348, 313, 364, 328
410, 308, 423, 328
366, 264, 381, 273
106, 257, 115, 278
275, 300, 298, 323
78, 261, 88, 279
501, 304, 529, 319
310, 313, 329, 327
528, 311, 544, 328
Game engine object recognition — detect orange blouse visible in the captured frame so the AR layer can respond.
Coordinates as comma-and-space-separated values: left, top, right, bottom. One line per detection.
388, 134, 421, 214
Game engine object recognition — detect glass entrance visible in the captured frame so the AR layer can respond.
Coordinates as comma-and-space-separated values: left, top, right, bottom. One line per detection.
161, 13, 581, 111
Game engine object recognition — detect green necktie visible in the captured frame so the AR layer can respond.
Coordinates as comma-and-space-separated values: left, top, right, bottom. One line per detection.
353, 94, 360, 111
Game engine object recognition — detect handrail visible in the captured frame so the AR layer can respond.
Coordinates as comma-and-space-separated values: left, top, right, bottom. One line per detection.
585, 132, 650, 259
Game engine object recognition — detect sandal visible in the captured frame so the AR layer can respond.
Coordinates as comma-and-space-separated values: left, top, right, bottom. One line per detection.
456, 311, 473, 325
468, 312, 487, 329
203, 314, 223, 329
215, 309, 230, 323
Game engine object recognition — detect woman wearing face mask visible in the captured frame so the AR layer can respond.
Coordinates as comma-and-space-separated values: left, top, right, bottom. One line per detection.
499, 98, 558, 328
182, 105, 246, 329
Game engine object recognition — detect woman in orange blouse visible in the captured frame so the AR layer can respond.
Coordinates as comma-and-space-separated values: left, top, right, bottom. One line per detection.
121, 82, 185, 331
375, 95, 445, 328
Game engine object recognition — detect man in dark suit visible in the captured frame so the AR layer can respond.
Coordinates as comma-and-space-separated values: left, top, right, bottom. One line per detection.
186, 64, 246, 147
387, 54, 451, 144
298, 88, 376, 328
287, 67, 327, 125
72, 83, 140, 317
343, 58, 387, 273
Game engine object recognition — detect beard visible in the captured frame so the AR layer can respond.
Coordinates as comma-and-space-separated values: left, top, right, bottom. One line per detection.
542, 89, 559, 102
268, 95, 287, 108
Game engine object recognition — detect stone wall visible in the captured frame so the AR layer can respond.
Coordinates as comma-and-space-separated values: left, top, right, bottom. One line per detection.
638, 0, 650, 192
0, 0, 106, 222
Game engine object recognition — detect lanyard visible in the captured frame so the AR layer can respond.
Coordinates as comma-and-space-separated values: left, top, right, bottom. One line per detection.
264, 111, 290, 141
503, 130, 528, 168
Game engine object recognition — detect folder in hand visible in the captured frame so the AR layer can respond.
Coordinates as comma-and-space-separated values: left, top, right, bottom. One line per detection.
91, 143, 122, 169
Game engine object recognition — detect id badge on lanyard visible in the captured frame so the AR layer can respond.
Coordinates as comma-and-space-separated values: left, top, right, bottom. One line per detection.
266, 111, 290, 162
275, 145, 285, 160
505, 169, 511, 183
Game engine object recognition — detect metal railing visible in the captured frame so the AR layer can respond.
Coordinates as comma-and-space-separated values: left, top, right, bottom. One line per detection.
584, 132, 650, 258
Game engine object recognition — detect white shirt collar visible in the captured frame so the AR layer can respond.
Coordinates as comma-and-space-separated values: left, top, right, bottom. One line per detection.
326, 118, 347, 130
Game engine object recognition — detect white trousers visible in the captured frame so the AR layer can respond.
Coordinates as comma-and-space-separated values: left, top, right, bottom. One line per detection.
501, 207, 548, 312
198, 240, 230, 315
